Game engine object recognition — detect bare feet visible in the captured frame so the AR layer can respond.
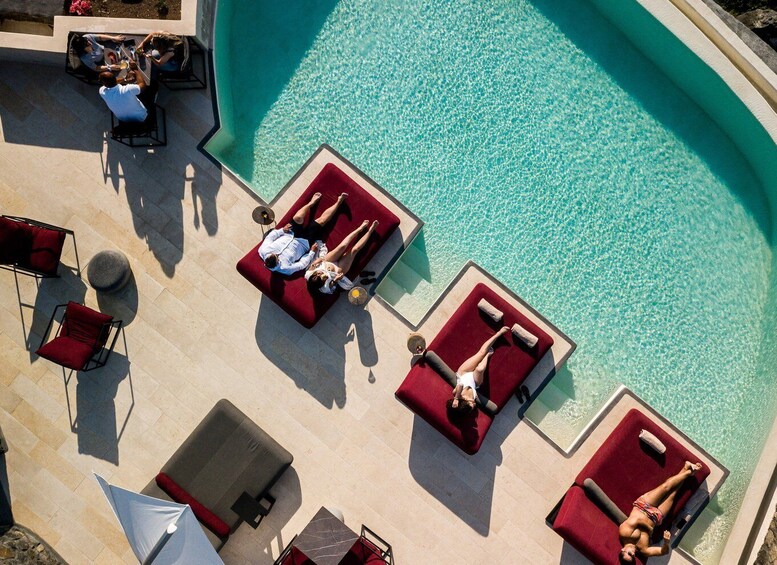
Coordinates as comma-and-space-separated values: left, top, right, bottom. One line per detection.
684, 461, 702, 475
337, 192, 349, 203
359, 219, 369, 230
498, 326, 510, 337
310, 192, 322, 204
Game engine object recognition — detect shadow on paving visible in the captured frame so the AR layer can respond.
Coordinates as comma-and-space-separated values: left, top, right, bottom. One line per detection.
406, 402, 527, 536
0, 61, 225, 278
64, 347, 133, 465
254, 295, 379, 409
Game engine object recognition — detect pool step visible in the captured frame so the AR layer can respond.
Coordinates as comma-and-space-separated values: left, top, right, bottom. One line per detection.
524, 381, 572, 425
387, 258, 427, 294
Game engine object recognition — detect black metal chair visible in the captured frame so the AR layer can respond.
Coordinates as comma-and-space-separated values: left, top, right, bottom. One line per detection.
358, 525, 394, 564
0, 215, 80, 278
158, 36, 207, 90
110, 103, 167, 147
36, 302, 122, 372
65, 32, 100, 84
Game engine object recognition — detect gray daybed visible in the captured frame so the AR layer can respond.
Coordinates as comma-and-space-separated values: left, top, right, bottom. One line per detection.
141, 399, 293, 550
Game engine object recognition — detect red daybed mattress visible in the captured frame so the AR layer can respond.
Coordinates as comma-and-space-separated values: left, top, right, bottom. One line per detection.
236, 163, 400, 328
395, 283, 554, 454
551, 408, 711, 565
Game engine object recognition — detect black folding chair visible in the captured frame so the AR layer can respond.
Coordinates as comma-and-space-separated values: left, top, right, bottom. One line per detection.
158, 36, 207, 90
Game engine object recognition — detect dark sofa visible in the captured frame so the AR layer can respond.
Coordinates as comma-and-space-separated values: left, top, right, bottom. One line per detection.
141, 399, 293, 550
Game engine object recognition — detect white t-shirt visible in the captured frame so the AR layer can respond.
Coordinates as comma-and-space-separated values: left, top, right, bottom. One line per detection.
99, 84, 147, 122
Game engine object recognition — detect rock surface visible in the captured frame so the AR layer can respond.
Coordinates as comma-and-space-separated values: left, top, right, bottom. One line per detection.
0, 526, 65, 564
755, 504, 777, 565
738, 8, 777, 48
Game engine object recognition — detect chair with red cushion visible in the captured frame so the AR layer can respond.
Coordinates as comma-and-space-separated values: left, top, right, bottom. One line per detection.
0, 215, 80, 278
343, 525, 394, 564
36, 302, 122, 371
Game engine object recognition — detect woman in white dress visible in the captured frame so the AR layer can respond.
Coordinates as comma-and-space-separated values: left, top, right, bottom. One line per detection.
305, 220, 378, 294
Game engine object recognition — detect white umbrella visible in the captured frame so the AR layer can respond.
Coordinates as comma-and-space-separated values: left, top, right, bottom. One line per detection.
95, 473, 224, 565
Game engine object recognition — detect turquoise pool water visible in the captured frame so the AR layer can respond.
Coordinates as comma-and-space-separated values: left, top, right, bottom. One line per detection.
206, 0, 777, 560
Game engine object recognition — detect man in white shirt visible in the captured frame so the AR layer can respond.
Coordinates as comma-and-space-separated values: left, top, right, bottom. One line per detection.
259, 192, 348, 276
99, 61, 152, 123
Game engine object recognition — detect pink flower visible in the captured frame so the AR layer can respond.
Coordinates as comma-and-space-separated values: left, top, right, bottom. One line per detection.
69, 0, 92, 15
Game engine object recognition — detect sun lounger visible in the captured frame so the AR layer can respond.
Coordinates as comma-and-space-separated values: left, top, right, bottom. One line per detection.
395, 283, 554, 454
549, 408, 711, 564
237, 163, 400, 328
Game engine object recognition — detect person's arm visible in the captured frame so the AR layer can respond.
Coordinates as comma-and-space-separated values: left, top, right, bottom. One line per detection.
97, 34, 126, 43
642, 532, 672, 557
276, 249, 315, 275
137, 33, 154, 51
308, 258, 323, 270
129, 61, 147, 91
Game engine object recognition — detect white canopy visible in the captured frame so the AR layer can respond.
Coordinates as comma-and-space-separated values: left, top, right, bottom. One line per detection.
95, 473, 224, 565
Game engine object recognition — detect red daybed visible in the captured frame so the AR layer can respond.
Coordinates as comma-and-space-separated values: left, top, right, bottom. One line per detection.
550, 408, 711, 565
236, 164, 400, 328
395, 283, 555, 454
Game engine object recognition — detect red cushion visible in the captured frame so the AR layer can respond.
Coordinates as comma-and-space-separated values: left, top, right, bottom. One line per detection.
155, 472, 231, 539
340, 538, 386, 564
395, 283, 554, 454
236, 163, 401, 328
553, 485, 646, 565
574, 409, 710, 526
62, 302, 113, 348
0, 217, 32, 264
279, 547, 314, 564
36, 337, 95, 370
16, 223, 66, 276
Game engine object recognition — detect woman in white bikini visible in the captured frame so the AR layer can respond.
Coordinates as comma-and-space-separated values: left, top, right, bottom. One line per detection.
305, 219, 379, 294
447, 326, 510, 416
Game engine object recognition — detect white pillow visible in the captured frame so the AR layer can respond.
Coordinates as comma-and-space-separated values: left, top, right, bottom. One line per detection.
639, 429, 666, 454
477, 298, 503, 323
511, 323, 538, 348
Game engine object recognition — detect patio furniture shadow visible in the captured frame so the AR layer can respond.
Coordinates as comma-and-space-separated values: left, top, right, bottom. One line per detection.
254, 294, 379, 409
64, 347, 134, 465
406, 402, 521, 536
102, 135, 223, 277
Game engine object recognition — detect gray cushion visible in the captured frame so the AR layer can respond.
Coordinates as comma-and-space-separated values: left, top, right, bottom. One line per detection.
583, 478, 627, 525
152, 399, 293, 530
423, 350, 498, 416
477, 298, 503, 324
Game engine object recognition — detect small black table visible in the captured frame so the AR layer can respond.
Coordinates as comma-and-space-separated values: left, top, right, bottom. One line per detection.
292, 507, 359, 565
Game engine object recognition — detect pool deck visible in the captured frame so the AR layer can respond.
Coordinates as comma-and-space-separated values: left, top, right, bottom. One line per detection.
0, 60, 731, 564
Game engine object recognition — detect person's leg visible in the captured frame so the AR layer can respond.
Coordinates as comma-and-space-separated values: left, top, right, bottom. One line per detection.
323, 220, 368, 263
334, 220, 378, 274
292, 192, 322, 225
641, 462, 700, 507
312, 193, 348, 227
456, 327, 510, 376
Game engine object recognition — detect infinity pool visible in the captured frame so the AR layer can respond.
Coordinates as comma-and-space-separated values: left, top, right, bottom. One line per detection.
206, 0, 777, 561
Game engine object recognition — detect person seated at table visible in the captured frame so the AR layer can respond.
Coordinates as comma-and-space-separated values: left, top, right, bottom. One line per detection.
447, 327, 510, 417
305, 220, 378, 294
137, 31, 185, 72
259, 192, 348, 276
618, 461, 703, 563
99, 62, 154, 123
73, 33, 126, 72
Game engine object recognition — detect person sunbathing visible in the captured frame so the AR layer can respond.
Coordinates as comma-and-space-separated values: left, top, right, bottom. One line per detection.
618, 461, 703, 563
259, 192, 348, 275
446, 327, 510, 416
305, 220, 378, 294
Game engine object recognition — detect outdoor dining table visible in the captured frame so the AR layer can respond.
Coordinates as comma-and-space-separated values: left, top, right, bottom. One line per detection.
292, 507, 360, 565
103, 35, 152, 84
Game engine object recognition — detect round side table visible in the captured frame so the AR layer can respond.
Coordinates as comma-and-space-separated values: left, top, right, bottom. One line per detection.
252, 206, 275, 226
407, 332, 426, 355
87, 250, 131, 294
347, 286, 369, 306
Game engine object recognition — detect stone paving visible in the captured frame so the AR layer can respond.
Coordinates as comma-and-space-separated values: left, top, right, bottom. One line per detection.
0, 60, 719, 565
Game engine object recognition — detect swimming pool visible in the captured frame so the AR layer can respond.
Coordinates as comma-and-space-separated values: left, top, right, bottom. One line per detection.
205, 0, 777, 561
